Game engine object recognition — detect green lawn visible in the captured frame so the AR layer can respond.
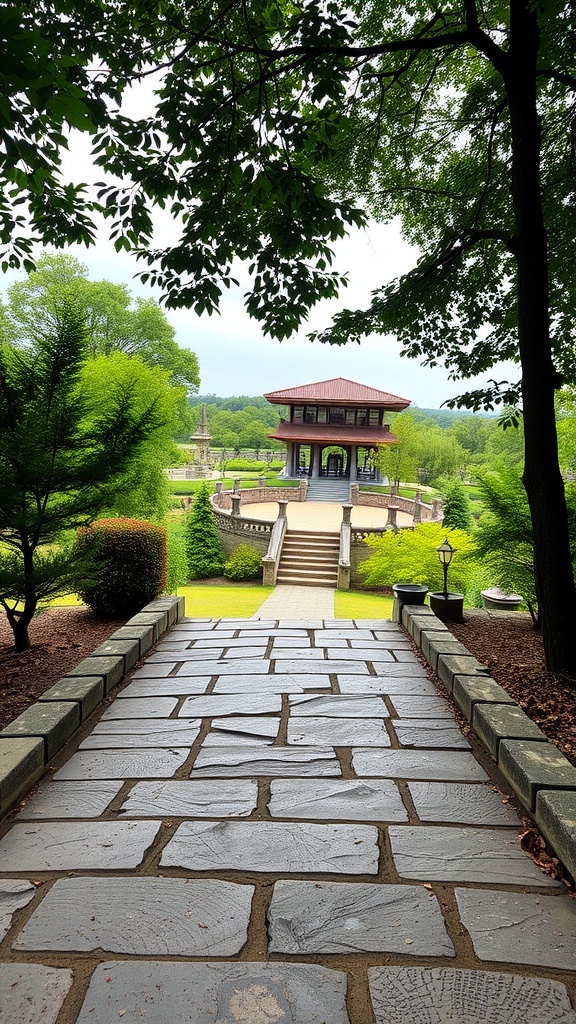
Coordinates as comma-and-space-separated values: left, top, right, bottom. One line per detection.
176, 584, 274, 617
334, 590, 394, 619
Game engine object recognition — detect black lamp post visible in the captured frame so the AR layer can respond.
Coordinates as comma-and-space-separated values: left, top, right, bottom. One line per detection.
436, 538, 455, 599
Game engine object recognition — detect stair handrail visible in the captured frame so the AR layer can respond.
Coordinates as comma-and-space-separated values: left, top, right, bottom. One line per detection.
262, 501, 288, 586
338, 503, 352, 590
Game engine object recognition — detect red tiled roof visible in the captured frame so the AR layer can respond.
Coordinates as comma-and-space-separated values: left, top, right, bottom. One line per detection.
268, 422, 399, 445
264, 377, 411, 409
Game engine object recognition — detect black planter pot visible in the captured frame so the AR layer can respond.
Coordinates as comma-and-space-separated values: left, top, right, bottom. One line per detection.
429, 592, 464, 623
392, 583, 429, 606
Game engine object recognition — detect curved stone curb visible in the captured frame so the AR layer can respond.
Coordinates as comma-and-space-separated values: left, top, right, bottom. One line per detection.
0, 596, 184, 819
397, 601, 576, 882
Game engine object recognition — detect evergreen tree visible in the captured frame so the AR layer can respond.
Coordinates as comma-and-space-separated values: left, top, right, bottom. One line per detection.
185, 483, 225, 579
0, 304, 165, 650
442, 481, 474, 533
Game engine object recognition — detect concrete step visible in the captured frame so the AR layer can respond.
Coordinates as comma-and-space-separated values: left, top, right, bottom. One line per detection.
276, 574, 337, 588
282, 544, 339, 556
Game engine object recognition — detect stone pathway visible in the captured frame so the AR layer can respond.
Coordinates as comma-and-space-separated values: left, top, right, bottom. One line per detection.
1, 616, 576, 1024
253, 584, 335, 618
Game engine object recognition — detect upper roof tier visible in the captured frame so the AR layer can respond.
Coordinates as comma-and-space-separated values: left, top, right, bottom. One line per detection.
264, 377, 411, 410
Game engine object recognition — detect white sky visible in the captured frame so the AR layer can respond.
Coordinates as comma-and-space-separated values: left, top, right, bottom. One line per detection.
0, 92, 518, 409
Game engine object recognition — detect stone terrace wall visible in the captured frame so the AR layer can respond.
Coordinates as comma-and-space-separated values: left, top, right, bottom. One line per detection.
212, 508, 273, 559
214, 482, 306, 509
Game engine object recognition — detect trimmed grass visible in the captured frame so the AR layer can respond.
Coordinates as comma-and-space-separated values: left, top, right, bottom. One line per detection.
334, 590, 394, 620
176, 584, 274, 618
168, 476, 299, 496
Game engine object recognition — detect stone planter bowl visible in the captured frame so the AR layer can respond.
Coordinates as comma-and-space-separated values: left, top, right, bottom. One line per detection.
481, 588, 523, 611
429, 592, 464, 623
392, 583, 429, 606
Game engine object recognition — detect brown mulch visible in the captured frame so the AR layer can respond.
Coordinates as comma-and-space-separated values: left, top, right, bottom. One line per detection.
2, 605, 576, 771
0, 607, 127, 730
449, 611, 576, 768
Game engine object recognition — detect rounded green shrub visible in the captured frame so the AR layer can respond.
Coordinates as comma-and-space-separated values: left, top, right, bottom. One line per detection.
223, 544, 263, 581
76, 518, 167, 616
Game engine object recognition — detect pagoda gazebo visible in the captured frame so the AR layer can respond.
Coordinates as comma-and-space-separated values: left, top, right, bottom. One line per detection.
264, 377, 410, 483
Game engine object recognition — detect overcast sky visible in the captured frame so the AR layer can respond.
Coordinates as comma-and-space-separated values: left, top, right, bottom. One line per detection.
0, 115, 518, 409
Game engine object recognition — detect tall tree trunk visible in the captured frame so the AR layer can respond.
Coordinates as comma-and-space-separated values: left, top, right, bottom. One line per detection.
505, 0, 576, 676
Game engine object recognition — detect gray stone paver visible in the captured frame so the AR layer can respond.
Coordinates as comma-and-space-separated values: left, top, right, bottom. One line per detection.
53, 747, 190, 780
161, 821, 379, 873
455, 889, 576, 969
0, 880, 36, 940
15, 780, 122, 818
76, 961, 351, 1024
287, 716, 391, 746
118, 779, 258, 817
2, 609, 576, 1023
353, 748, 490, 780
268, 778, 408, 821
0, 821, 160, 870
368, 967, 576, 1024
407, 781, 521, 826
80, 719, 202, 748
268, 881, 455, 956
191, 745, 341, 776
289, 694, 387, 717
389, 825, 560, 886
0, 963, 73, 1024
15, 877, 254, 955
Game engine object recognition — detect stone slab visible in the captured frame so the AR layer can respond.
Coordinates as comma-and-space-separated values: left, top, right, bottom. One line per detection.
314, 629, 374, 641
352, 748, 489, 781
161, 820, 379, 874
0, 963, 73, 1024
177, 659, 271, 676
66, 655, 124, 693
394, 719, 470, 749
289, 695, 387, 717
150, 646, 226, 661
338, 676, 437, 695
269, 778, 408, 822
407, 781, 520, 826
38, 675, 104, 722
275, 619, 325, 628
271, 636, 312, 648
0, 820, 160, 870
349, 639, 412, 650
455, 889, 576, 969
389, 695, 452, 718
473, 703, 547, 757
131, 662, 180, 678
169, 629, 234, 642
368, 966, 576, 1024
274, 659, 369, 675
180, 693, 282, 717
76, 960, 350, 1024
1, 700, 80, 761
389, 825, 558, 885
15, 877, 254, 955
108, 624, 155, 655
0, 879, 36, 940
80, 719, 202, 748
119, 779, 258, 817
15, 780, 122, 819
204, 717, 279, 745
498, 739, 576, 811
371, 662, 428, 677
53, 747, 190, 780
287, 716, 391, 747
535, 789, 576, 880
327, 648, 394, 663
0, 736, 45, 817
118, 679, 211, 698
268, 648, 326, 660
100, 697, 180, 718
268, 880, 454, 956
437, 654, 489, 693
212, 675, 332, 694
453, 674, 515, 720
90, 638, 140, 671
359, 621, 400, 629
191, 746, 340, 777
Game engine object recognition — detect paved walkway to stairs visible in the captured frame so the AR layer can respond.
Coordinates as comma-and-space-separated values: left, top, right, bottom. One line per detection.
1, 607, 576, 1023
241, 499, 414, 529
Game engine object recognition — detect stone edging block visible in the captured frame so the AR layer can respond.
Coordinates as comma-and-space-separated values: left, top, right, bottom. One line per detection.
401, 602, 576, 883
0, 595, 184, 819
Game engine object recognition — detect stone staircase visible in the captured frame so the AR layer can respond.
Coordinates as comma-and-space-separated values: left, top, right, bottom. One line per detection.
305, 478, 351, 503
276, 529, 340, 588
